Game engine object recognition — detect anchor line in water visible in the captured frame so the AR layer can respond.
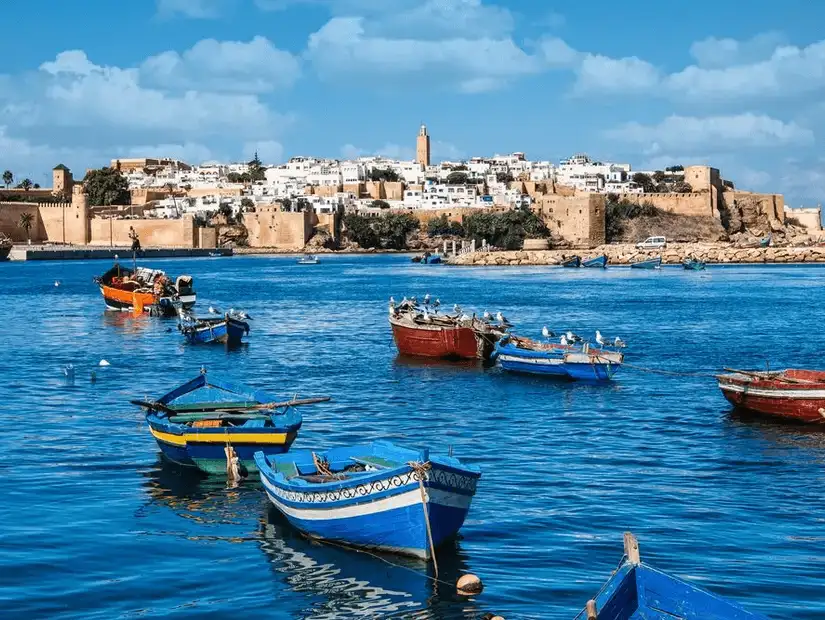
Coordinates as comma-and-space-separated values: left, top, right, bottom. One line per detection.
622, 362, 718, 378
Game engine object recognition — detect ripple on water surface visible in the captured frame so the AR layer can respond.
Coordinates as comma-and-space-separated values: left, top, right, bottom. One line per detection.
1, 256, 825, 618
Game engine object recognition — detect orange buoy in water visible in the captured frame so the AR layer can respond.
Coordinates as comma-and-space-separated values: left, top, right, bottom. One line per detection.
456, 574, 483, 595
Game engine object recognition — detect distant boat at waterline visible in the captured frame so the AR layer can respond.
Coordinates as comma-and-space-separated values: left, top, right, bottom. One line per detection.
630, 256, 662, 269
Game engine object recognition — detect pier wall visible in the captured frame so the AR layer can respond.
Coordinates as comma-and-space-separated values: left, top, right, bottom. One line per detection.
0, 197, 88, 244
531, 194, 606, 247
243, 208, 312, 249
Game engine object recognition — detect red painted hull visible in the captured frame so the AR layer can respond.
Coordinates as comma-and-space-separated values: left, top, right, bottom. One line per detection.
718, 370, 825, 424
390, 320, 492, 360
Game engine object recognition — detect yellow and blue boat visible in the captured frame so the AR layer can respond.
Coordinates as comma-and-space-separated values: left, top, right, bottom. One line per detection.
133, 370, 329, 475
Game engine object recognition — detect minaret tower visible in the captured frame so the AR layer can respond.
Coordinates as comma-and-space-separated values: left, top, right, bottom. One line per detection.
416, 124, 431, 167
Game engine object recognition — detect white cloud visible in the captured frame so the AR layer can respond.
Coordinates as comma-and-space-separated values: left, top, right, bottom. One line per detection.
689, 32, 785, 68
574, 54, 659, 94
306, 16, 541, 92
156, 0, 232, 19
606, 114, 814, 150
368, 0, 514, 40
141, 36, 301, 92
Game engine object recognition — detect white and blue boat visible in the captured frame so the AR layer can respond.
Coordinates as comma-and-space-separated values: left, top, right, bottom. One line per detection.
577, 533, 765, 619
493, 333, 624, 381
582, 254, 608, 268
630, 256, 662, 269
177, 309, 250, 345
254, 441, 481, 560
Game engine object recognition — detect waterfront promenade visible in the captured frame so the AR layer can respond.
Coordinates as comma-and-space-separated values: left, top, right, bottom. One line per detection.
7, 244, 231, 261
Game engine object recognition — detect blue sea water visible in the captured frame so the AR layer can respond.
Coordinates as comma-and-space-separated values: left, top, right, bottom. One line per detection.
1, 254, 824, 619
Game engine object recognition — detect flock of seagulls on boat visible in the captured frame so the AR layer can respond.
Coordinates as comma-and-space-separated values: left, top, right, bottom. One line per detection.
541, 327, 626, 348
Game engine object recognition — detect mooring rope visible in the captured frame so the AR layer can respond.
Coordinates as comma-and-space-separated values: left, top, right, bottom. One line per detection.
621, 361, 718, 378
407, 460, 438, 579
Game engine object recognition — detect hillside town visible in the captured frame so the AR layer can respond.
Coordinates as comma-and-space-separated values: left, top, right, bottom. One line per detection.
0, 124, 822, 254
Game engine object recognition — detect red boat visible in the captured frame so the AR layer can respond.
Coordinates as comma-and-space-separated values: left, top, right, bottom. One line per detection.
389, 301, 505, 360
717, 369, 825, 423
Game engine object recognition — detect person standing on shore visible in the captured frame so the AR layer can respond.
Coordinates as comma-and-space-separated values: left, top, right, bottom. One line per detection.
129, 226, 141, 253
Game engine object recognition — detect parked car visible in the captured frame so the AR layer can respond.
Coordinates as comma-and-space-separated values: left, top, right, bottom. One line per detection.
635, 236, 667, 250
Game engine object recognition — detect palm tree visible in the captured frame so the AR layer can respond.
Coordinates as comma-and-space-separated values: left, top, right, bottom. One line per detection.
20, 178, 33, 193
2, 170, 12, 188
19, 212, 34, 244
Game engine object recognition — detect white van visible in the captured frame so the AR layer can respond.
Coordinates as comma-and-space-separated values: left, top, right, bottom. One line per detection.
635, 236, 667, 250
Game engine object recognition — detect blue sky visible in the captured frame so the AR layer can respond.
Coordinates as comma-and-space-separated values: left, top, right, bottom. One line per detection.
0, 0, 823, 205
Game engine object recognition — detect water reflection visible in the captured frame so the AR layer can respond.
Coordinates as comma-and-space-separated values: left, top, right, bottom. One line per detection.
392, 355, 488, 372
257, 507, 486, 620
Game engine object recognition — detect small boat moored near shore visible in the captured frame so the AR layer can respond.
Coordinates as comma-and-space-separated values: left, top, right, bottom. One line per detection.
297, 254, 320, 264
255, 440, 481, 560
0, 233, 11, 261
683, 257, 706, 270
630, 256, 662, 270
561, 255, 582, 268
493, 332, 624, 381
582, 254, 608, 269
389, 296, 507, 360
717, 368, 825, 424
134, 370, 329, 475
177, 307, 250, 345
577, 532, 765, 619
94, 261, 196, 315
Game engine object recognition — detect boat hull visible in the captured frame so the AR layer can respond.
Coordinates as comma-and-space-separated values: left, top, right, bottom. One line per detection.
182, 318, 249, 345
631, 257, 662, 270
495, 339, 622, 381
582, 255, 608, 268
0, 245, 10, 261
562, 256, 581, 268
147, 418, 298, 473
718, 379, 825, 423
256, 449, 479, 560
390, 320, 494, 360
99, 283, 195, 316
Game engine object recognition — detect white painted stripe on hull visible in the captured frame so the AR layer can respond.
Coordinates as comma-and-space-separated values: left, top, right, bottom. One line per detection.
499, 355, 563, 366
262, 477, 472, 520
719, 384, 825, 399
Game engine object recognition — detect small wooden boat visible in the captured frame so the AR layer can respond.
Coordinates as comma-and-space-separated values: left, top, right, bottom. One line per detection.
177, 309, 250, 345
428, 254, 442, 264
561, 255, 581, 268
578, 532, 765, 619
717, 368, 825, 423
297, 254, 319, 264
683, 258, 706, 271
255, 440, 481, 560
134, 370, 329, 474
94, 262, 196, 316
630, 256, 662, 269
389, 297, 507, 360
582, 255, 608, 269
208, 251, 223, 258
493, 334, 623, 381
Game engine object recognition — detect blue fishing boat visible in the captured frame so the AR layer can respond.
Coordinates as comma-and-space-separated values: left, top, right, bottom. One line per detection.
254, 441, 481, 560
577, 533, 765, 620
493, 333, 624, 381
133, 370, 329, 475
683, 258, 706, 271
297, 254, 320, 264
630, 256, 662, 269
562, 255, 582, 268
428, 254, 442, 264
177, 309, 250, 345
582, 254, 608, 268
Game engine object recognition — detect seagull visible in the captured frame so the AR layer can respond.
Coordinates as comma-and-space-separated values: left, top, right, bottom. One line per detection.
54, 280, 60, 287
410, 296, 417, 305
228, 308, 235, 315
459, 313, 471, 322
496, 311, 512, 325
99, 359, 110, 367
453, 304, 462, 315
483, 311, 492, 321
422, 308, 431, 323
560, 335, 568, 346
64, 364, 74, 378
424, 293, 431, 305
613, 336, 626, 348
208, 306, 220, 315
595, 330, 605, 347
566, 331, 582, 343
389, 296, 396, 306
433, 298, 440, 310
389, 304, 397, 316
237, 311, 251, 320
542, 326, 555, 339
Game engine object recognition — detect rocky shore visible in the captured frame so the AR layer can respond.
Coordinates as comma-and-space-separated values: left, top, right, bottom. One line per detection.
448, 242, 825, 266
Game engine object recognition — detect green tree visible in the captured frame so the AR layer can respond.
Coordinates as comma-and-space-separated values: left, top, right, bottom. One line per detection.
496, 172, 514, 184
665, 165, 684, 172
248, 151, 266, 182
672, 181, 693, 193
463, 207, 548, 250
33, 183, 40, 189
280, 197, 292, 211
368, 168, 401, 183
83, 167, 131, 206
343, 213, 380, 248
19, 212, 34, 242
446, 171, 469, 185
370, 199, 390, 209
2, 170, 12, 188
343, 212, 419, 249
240, 197, 255, 210
218, 203, 233, 219
652, 170, 666, 183
18, 178, 33, 193
295, 197, 310, 212
631, 172, 655, 193
427, 214, 464, 236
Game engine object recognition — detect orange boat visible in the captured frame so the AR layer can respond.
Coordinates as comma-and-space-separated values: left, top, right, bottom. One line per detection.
94, 263, 196, 316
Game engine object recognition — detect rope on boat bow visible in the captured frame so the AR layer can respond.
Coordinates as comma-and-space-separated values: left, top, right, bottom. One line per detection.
408, 460, 439, 579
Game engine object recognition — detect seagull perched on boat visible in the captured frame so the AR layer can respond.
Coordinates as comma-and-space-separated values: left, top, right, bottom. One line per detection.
483, 311, 492, 321
422, 308, 432, 323
424, 293, 431, 305
208, 306, 220, 315
453, 304, 462, 315
459, 312, 471, 322
410, 296, 417, 306
389, 296, 396, 305
595, 330, 606, 347
237, 310, 251, 320
560, 335, 568, 346
542, 326, 555, 339
433, 299, 440, 311
496, 311, 511, 326
566, 331, 582, 343
613, 336, 626, 348
389, 304, 397, 316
